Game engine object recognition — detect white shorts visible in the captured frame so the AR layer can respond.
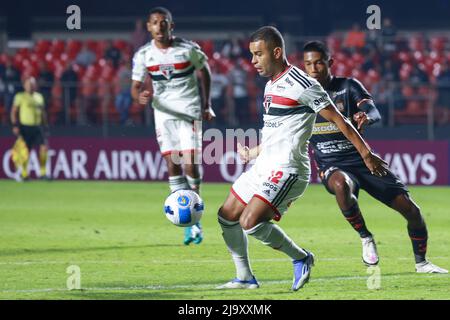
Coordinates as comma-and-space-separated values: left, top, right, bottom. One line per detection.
231, 164, 309, 221
155, 118, 202, 156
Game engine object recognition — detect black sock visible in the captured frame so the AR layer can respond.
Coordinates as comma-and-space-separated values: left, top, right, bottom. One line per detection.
341, 203, 372, 238
408, 226, 428, 263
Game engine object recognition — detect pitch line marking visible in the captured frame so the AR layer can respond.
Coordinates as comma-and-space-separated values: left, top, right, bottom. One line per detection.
0, 274, 447, 294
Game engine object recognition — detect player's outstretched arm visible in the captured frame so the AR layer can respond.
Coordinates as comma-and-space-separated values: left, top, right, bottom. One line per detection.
318, 104, 388, 177
198, 64, 215, 121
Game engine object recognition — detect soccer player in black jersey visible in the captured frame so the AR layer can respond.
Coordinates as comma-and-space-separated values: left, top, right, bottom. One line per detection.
303, 41, 447, 273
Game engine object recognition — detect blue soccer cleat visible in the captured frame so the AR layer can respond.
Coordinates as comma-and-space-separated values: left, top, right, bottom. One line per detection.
216, 276, 260, 289
292, 252, 315, 291
183, 222, 203, 245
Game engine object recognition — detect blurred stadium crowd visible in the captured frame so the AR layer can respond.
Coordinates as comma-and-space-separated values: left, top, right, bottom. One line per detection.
1, 18, 449, 128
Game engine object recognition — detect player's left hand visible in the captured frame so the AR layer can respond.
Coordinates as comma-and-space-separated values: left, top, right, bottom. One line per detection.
203, 107, 216, 121
362, 151, 388, 177
353, 112, 370, 131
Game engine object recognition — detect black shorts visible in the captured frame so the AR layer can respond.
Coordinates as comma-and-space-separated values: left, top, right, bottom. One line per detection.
19, 125, 46, 149
319, 162, 408, 206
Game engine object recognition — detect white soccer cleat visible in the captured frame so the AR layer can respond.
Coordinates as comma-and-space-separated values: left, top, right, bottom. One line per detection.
415, 261, 448, 274
292, 252, 315, 291
361, 236, 379, 266
216, 276, 260, 289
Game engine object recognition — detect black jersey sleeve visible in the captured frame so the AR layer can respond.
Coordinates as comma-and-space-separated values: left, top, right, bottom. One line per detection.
347, 78, 372, 105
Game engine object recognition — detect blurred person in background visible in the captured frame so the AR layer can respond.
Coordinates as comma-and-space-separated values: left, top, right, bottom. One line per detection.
131, 19, 150, 52
1, 57, 21, 115
344, 23, 366, 50
228, 59, 250, 125
131, 7, 215, 245
115, 59, 133, 125
10, 77, 50, 181
436, 62, 450, 123
210, 61, 229, 126
381, 17, 397, 52
37, 61, 54, 110
104, 40, 122, 69
60, 63, 78, 124
76, 43, 96, 67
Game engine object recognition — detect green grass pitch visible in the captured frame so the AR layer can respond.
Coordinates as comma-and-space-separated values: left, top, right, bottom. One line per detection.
0, 180, 449, 300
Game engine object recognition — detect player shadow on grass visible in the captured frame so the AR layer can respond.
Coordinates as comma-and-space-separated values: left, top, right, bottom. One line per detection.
66, 290, 182, 300
0, 244, 186, 257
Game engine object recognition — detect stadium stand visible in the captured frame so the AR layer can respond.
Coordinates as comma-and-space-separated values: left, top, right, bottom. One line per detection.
1, 29, 449, 127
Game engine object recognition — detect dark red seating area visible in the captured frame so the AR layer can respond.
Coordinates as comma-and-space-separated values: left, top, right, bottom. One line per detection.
1, 33, 449, 126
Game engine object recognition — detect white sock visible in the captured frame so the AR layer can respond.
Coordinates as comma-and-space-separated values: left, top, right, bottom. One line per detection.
186, 175, 201, 194
218, 215, 253, 281
168, 175, 190, 192
245, 222, 307, 261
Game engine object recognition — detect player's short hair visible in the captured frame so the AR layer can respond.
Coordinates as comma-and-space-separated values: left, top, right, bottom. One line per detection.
250, 26, 285, 50
149, 6, 173, 22
303, 41, 331, 61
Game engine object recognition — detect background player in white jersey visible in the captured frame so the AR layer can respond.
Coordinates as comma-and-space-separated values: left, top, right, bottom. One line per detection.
217, 26, 388, 291
131, 7, 215, 245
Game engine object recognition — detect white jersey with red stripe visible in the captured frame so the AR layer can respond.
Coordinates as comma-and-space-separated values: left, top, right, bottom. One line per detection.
255, 65, 334, 177
132, 37, 208, 121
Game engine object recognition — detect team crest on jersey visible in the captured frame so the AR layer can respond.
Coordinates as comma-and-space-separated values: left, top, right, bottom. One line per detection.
263, 96, 272, 113
335, 100, 345, 112
160, 64, 175, 79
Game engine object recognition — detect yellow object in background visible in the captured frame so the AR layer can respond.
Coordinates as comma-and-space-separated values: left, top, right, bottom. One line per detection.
11, 137, 29, 169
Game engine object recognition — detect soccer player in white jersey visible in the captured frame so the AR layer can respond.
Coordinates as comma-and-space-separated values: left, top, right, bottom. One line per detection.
217, 26, 388, 291
131, 7, 215, 245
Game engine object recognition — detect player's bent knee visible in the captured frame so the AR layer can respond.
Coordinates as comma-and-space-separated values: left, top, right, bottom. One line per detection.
218, 204, 241, 222
331, 178, 352, 196
239, 212, 257, 231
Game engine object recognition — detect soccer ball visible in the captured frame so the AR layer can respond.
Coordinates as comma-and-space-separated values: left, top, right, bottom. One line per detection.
164, 190, 204, 227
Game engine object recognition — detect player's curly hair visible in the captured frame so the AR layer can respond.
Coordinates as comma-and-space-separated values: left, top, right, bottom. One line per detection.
149, 6, 173, 22
303, 41, 331, 61
250, 26, 285, 50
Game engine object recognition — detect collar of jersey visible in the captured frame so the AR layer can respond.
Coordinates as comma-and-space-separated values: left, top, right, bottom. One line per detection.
270, 64, 292, 84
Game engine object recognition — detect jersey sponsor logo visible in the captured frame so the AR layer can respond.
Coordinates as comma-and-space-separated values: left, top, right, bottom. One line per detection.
263, 181, 279, 192
264, 121, 283, 128
335, 89, 346, 96
285, 77, 294, 86
312, 122, 341, 134
313, 93, 329, 106
263, 189, 271, 196
276, 84, 286, 91
316, 140, 355, 154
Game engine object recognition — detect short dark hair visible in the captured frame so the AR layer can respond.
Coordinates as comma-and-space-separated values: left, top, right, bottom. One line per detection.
250, 26, 284, 50
303, 41, 331, 61
149, 6, 173, 22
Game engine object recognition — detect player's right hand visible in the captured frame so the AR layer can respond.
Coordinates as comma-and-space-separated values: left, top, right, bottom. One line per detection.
138, 90, 151, 105
237, 143, 250, 164
362, 151, 388, 177
12, 126, 20, 136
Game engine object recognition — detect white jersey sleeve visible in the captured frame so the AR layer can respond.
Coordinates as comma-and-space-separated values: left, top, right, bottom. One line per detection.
298, 80, 333, 113
189, 43, 208, 70
131, 50, 147, 82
